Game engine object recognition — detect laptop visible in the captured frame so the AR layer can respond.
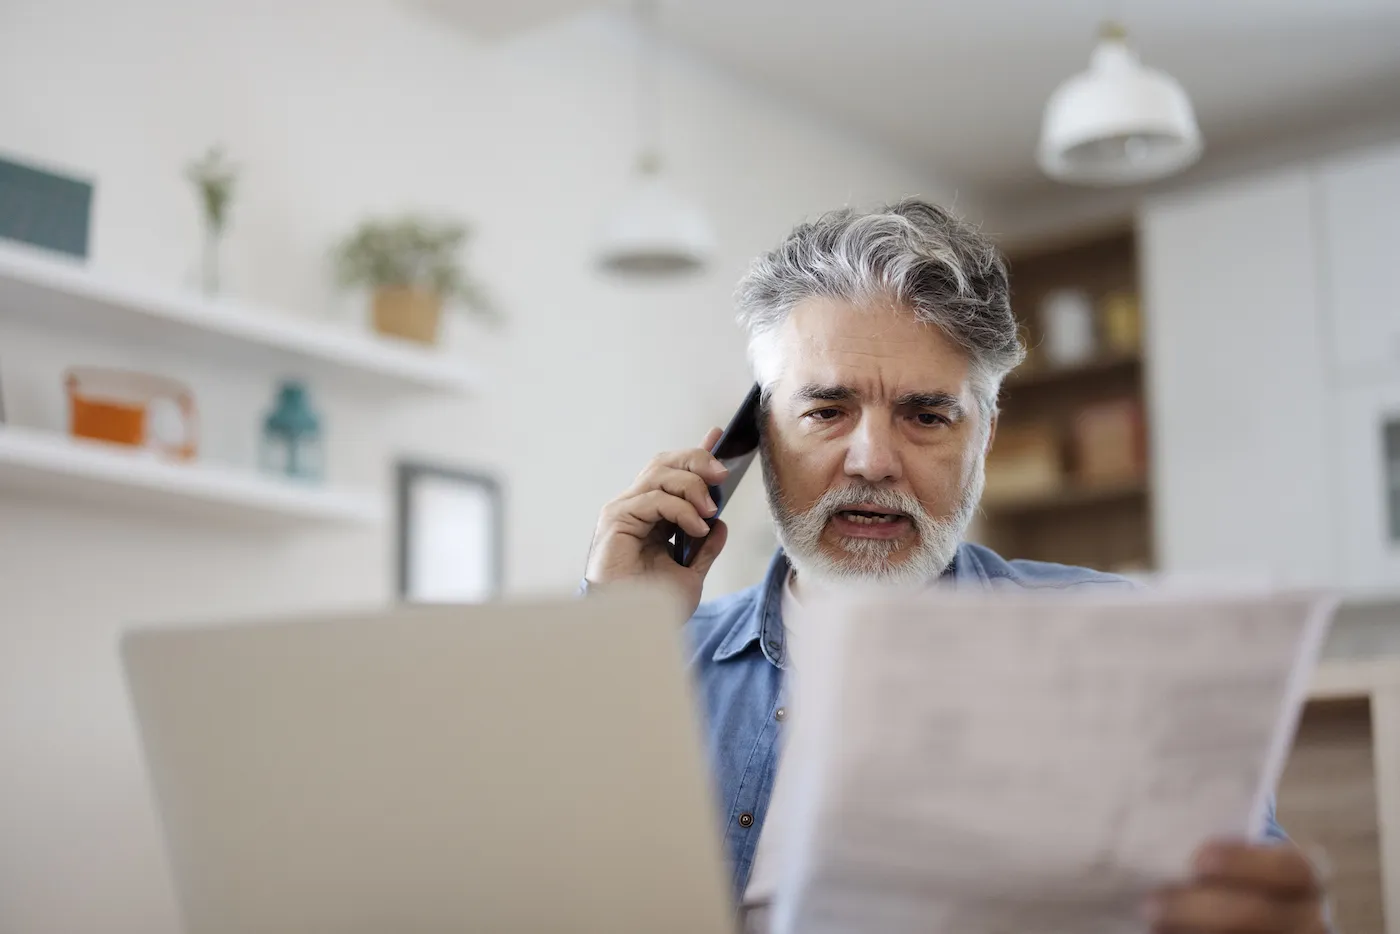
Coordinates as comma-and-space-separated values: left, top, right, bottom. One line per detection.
120, 584, 735, 934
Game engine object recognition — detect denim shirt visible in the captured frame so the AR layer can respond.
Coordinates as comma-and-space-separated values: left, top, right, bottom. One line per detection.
681, 541, 1290, 900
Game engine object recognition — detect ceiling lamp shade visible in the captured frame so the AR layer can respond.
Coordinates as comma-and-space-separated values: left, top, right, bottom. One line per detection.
598, 0, 715, 276
599, 153, 715, 275
1037, 22, 1202, 186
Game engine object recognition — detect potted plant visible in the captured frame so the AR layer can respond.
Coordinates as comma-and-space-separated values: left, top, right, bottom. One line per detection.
333, 216, 493, 345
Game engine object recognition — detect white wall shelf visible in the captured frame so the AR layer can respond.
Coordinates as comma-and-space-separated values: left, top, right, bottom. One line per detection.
0, 241, 478, 396
0, 425, 384, 528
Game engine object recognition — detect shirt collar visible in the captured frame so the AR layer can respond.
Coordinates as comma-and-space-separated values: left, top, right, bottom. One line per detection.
711, 542, 989, 666
712, 549, 790, 664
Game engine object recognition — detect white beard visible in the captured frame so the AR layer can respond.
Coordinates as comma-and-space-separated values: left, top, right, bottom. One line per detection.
763, 451, 984, 588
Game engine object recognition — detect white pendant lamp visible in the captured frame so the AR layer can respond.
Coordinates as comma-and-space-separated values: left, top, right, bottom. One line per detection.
599, 0, 715, 275
1037, 21, 1202, 186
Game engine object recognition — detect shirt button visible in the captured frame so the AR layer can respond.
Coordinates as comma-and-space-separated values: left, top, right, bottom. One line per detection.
775, 707, 787, 722
738, 812, 754, 828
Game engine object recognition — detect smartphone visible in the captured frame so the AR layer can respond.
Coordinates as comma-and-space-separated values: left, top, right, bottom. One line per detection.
673, 382, 763, 567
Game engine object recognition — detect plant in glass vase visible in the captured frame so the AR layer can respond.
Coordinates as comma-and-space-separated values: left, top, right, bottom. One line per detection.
185, 146, 238, 297
333, 216, 495, 345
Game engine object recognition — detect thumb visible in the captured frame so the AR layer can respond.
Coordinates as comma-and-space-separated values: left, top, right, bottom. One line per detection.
690, 519, 729, 577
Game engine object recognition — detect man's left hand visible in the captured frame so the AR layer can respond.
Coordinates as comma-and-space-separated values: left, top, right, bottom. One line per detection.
1147, 840, 1328, 934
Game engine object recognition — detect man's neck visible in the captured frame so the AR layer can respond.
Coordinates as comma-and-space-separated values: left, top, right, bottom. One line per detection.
786, 566, 802, 606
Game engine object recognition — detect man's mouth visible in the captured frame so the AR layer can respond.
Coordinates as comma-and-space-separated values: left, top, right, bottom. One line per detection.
829, 504, 913, 539
836, 508, 906, 525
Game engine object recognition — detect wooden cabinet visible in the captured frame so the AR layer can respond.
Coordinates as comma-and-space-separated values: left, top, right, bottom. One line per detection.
1317, 143, 1400, 380
1288, 654, 1400, 934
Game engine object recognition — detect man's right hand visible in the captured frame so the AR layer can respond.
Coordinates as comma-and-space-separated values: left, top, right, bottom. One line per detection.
584, 427, 732, 620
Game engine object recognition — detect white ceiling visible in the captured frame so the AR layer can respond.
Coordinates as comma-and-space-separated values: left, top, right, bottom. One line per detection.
664, 0, 1400, 197
421, 0, 1400, 225
414, 0, 596, 39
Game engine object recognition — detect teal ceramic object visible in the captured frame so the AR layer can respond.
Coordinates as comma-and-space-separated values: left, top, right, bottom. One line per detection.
261, 380, 323, 481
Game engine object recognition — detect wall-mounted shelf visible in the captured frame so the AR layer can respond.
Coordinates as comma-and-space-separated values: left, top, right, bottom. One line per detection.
0, 241, 478, 396
1004, 353, 1141, 391
0, 425, 383, 528
981, 477, 1148, 516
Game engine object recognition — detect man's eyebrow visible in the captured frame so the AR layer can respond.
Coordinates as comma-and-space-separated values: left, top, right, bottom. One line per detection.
793, 384, 857, 403
896, 390, 967, 420
791, 385, 969, 420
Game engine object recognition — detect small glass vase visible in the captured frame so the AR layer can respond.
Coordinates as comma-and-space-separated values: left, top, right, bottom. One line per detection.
200, 224, 223, 297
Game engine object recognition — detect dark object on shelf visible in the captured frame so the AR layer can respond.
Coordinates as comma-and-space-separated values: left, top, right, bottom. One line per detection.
1005, 352, 1140, 390
1072, 398, 1146, 484
981, 477, 1148, 515
0, 154, 93, 258
396, 460, 503, 604
260, 380, 323, 482
984, 422, 1063, 503
1098, 290, 1142, 355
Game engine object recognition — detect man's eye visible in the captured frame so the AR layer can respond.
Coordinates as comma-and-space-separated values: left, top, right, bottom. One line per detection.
914, 412, 948, 427
807, 407, 841, 421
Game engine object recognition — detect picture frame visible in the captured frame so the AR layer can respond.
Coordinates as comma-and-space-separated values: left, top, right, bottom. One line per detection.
0, 153, 95, 258
395, 460, 503, 603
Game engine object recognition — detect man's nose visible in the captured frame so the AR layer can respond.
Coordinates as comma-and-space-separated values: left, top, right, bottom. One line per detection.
843, 414, 902, 483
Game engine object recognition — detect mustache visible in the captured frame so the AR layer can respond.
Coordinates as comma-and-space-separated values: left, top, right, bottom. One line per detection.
809, 483, 930, 522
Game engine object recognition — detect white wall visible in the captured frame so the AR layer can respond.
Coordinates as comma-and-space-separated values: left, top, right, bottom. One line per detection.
1139, 168, 1336, 586
0, 2, 952, 930
1138, 135, 1400, 592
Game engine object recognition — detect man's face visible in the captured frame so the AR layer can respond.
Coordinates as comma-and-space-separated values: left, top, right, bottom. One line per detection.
760, 295, 992, 585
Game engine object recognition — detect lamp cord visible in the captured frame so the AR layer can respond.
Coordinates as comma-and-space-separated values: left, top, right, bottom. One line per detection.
634, 0, 662, 174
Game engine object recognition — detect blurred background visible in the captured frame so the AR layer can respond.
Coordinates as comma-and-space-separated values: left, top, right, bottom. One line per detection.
1, 0, 1399, 931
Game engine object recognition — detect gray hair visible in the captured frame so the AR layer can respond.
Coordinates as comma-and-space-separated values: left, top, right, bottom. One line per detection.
735, 198, 1025, 419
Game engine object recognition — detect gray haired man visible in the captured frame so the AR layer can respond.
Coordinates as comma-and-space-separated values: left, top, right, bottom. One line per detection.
585, 199, 1327, 934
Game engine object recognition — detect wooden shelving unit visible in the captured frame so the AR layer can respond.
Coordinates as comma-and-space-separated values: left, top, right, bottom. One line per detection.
974, 228, 1152, 573
981, 476, 1148, 516
1289, 656, 1400, 934
1003, 351, 1141, 390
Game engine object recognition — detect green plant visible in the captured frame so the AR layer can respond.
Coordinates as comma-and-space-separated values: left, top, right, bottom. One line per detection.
186, 146, 238, 234
333, 216, 494, 320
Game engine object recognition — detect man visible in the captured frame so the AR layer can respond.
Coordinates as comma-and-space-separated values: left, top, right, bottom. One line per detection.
585, 199, 1327, 934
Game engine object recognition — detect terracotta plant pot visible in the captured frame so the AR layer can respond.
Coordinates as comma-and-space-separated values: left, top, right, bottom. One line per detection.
371, 286, 443, 345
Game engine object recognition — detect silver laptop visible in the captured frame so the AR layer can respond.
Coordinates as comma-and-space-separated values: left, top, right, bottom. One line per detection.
120, 585, 735, 934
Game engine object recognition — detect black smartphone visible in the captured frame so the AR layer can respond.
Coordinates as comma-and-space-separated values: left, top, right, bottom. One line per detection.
673, 382, 763, 567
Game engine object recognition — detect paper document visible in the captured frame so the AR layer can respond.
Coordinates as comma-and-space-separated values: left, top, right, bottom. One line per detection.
771, 587, 1335, 934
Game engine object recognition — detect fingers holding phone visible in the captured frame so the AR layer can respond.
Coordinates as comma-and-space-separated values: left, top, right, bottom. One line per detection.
673, 385, 762, 568
585, 427, 732, 618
